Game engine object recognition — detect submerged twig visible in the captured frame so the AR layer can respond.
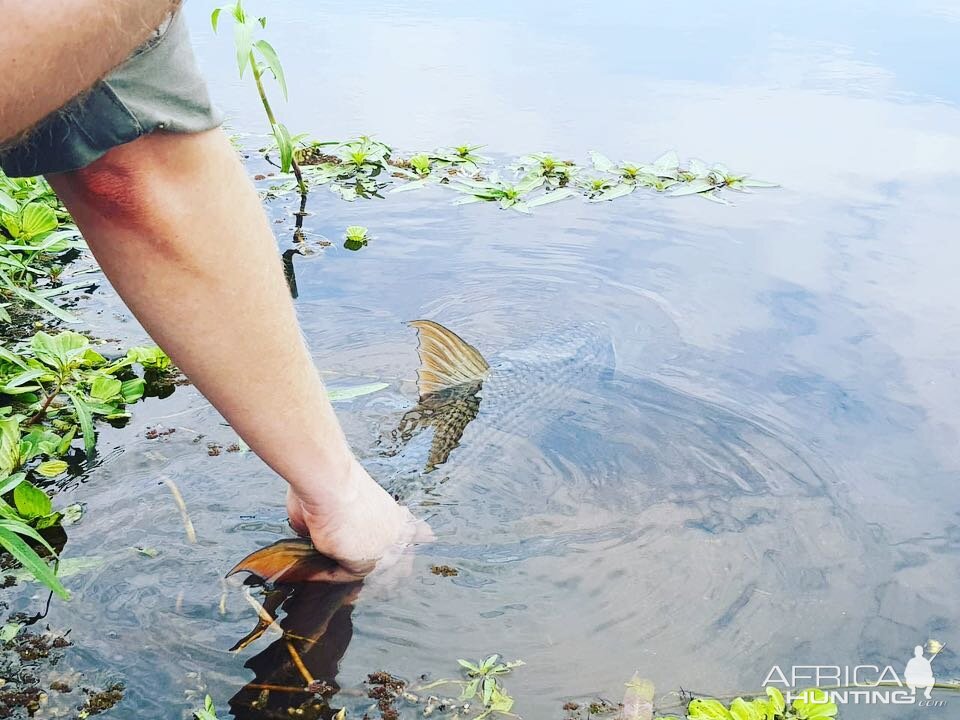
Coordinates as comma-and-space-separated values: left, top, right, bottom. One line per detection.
286, 640, 315, 686
162, 476, 197, 544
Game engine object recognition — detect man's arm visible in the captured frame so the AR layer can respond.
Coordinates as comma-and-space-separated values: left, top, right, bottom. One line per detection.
47, 128, 425, 574
0, 0, 180, 143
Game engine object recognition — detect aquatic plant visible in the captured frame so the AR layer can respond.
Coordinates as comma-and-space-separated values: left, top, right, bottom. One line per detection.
193, 695, 220, 720
574, 173, 636, 202
589, 150, 778, 203
343, 225, 370, 251
0, 171, 85, 324
0, 459, 69, 598
669, 687, 838, 720
450, 172, 577, 214
388, 152, 446, 193
457, 654, 523, 717
1, 332, 169, 464
431, 144, 491, 171
211, 1, 307, 196
272, 136, 395, 201
512, 153, 578, 188
415, 654, 522, 719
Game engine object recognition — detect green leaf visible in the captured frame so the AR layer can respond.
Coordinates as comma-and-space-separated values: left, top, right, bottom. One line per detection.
0, 189, 17, 214
64, 388, 95, 457
766, 687, 785, 714
488, 686, 514, 713
0, 525, 68, 599
89, 375, 122, 402
120, 378, 145, 403
326, 382, 389, 402
0, 271, 79, 323
729, 698, 761, 720
4, 553, 102, 583
0, 346, 29, 370
0, 621, 21, 642
687, 698, 734, 720
482, 677, 494, 706
35, 459, 68, 479
0, 472, 26, 496
670, 178, 717, 197
390, 178, 430, 193
273, 123, 294, 174
590, 183, 635, 202
702, 190, 732, 205
589, 151, 615, 172
34, 512, 62, 530
526, 188, 578, 208
457, 659, 480, 672
13, 480, 52, 518
254, 40, 287, 100
234, 19, 255, 77
125, 346, 171, 371
1, 368, 44, 392
652, 150, 680, 176
460, 678, 480, 700
210, 7, 223, 32
30, 331, 88, 370
60, 503, 83, 526
18, 203, 57, 239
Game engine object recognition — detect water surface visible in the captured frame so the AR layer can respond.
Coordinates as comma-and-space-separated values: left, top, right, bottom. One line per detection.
12, 2, 960, 718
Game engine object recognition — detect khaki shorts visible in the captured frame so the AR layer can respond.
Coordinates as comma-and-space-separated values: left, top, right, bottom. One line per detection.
0, 11, 223, 178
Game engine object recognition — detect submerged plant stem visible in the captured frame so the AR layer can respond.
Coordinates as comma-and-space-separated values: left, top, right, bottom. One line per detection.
26, 377, 62, 425
250, 53, 306, 198
286, 639, 315, 686
162, 477, 197, 544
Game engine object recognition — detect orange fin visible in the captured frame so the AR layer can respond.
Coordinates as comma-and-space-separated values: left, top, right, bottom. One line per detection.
409, 320, 490, 398
226, 539, 344, 584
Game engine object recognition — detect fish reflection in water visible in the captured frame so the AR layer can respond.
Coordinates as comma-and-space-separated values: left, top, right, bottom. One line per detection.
227, 540, 360, 720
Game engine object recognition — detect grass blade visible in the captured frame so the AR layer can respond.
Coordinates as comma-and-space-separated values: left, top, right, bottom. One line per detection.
0, 526, 68, 599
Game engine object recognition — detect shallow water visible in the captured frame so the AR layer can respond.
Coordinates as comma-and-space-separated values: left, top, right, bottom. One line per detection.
10, 2, 960, 718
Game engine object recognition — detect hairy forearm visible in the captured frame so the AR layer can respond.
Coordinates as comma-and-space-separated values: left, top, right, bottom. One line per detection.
47, 129, 354, 501
0, 0, 180, 143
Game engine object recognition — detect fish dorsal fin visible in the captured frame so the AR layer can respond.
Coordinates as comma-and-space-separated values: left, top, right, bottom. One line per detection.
409, 320, 490, 398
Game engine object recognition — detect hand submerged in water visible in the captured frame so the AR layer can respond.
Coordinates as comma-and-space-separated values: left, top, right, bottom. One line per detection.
285, 457, 433, 583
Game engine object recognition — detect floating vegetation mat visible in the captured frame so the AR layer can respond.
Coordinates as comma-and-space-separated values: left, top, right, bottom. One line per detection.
258, 137, 779, 212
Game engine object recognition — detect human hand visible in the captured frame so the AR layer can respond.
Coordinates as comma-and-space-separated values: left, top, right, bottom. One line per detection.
286, 456, 432, 581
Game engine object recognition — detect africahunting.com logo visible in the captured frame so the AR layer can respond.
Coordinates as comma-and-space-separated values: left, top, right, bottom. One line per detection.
763, 640, 948, 707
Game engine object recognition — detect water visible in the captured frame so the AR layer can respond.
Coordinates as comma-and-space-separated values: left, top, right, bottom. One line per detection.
11, 2, 960, 718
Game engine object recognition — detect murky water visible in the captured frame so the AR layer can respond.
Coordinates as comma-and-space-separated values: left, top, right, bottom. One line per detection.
10, 2, 960, 718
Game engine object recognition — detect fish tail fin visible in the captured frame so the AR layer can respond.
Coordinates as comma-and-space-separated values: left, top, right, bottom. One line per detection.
408, 319, 490, 397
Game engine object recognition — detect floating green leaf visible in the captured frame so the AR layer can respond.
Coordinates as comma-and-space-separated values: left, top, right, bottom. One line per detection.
35, 459, 68, 478
327, 382, 388, 402
688, 697, 734, 720
13, 479, 52, 518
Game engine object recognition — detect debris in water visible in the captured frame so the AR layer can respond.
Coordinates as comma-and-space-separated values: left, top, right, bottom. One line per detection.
430, 564, 459, 577
621, 673, 654, 720
162, 476, 197, 544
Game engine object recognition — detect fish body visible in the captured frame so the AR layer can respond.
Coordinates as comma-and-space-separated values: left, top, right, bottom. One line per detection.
388, 318, 615, 474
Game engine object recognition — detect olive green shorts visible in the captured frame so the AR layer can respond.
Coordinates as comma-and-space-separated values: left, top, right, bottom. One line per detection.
0, 11, 223, 178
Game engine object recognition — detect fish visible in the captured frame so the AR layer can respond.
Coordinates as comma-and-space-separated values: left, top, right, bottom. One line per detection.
384, 317, 615, 475
390, 320, 491, 472
227, 318, 614, 581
